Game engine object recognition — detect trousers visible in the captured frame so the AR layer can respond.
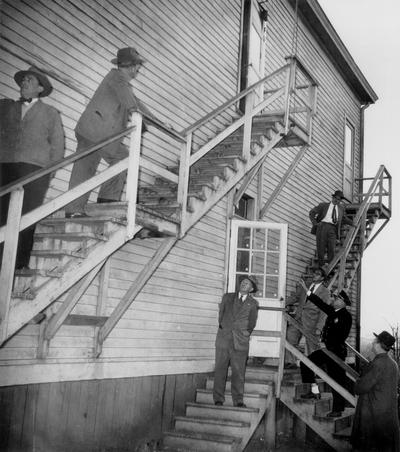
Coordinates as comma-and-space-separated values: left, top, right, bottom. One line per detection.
66, 133, 128, 213
316, 222, 337, 267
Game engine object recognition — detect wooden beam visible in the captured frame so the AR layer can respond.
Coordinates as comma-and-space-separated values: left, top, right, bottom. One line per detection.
233, 159, 265, 207
64, 314, 108, 326
0, 188, 24, 343
285, 342, 356, 406
96, 237, 177, 356
259, 145, 308, 218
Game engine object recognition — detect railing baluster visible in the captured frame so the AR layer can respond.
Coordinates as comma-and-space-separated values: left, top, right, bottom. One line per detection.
0, 188, 24, 342
126, 113, 142, 240
177, 133, 192, 237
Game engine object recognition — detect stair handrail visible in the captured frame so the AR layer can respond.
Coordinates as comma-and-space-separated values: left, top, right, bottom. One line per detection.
325, 165, 391, 280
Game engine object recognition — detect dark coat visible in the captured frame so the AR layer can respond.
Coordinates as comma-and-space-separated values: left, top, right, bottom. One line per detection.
216, 292, 258, 352
0, 99, 64, 166
307, 293, 352, 357
309, 201, 353, 238
351, 353, 400, 452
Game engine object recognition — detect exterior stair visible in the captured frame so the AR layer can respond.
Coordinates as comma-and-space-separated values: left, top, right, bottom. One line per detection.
162, 366, 275, 451
280, 371, 353, 451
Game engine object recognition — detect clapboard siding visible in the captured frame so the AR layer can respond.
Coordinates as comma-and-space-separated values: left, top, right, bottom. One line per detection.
0, 0, 368, 382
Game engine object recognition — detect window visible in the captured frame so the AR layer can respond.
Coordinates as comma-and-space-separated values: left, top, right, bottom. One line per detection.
235, 193, 255, 219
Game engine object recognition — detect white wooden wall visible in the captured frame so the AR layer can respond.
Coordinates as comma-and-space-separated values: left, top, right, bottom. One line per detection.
0, 0, 367, 384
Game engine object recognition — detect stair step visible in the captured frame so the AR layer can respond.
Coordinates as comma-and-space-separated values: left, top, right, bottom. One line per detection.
206, 377, 271, 395
186, 402, 259, 422
332, 426, 352, 440
163, 430, 238, 452
196, 389, 268, 409
174, 415, 250, 438
30, 249, 86, 259
313, 408, 354, 433
34, 232, 107, 242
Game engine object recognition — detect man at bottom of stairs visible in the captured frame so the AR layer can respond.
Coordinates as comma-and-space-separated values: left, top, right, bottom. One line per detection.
213, 275, 259, 408
298, 288, 352, 418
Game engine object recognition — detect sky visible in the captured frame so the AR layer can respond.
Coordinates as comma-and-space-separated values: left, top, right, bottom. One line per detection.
317, 0, 400, 339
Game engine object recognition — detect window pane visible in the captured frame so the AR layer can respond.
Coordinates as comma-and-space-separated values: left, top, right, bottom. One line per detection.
266, 252, 279, 274
267, 229, 280, 251
252, 228, 265, 250
253, 275, 263, 298
251, 251, 265, 274
237, 227, 251, 248
236, 250, 250, 272
265, 276, 279, 298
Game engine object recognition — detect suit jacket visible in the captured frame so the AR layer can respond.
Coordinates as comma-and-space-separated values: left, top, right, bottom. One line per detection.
0, 99, 64, 166
75, 68, 156, 143
293, 281, 330, 334
215, 292, 258, 352
351, 353, 400, 452
309, 202, 353, 238
308, 293, 352, 356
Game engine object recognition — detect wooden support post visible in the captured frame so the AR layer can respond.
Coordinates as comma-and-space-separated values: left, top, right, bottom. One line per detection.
96, 237, 177, 356
0, 188, 24, 343
276, 297, 287, 399
177, 133, 192, 237
37, 261, 104, 357
93, 258, 111, 357
264, 392, 276, 451
242, 91, 255, 162
126, 113, 142, 240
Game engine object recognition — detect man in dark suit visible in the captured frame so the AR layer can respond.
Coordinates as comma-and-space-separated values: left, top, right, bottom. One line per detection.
299, 288, 352, 417
0, 66, 64, 269
66, 47, 157, 218
213, 276, 259, 407
309, 190, 354, 267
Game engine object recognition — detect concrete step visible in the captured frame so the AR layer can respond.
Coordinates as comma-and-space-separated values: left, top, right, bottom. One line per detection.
206, 377, 271, 395
195, 389, 268, 409
163, 430, 239, 452
174, 415, 250, 438
186, 402, 259, 423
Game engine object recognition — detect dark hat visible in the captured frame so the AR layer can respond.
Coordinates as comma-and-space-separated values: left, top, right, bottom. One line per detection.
240, 275, 258, 293
374, 331, 395, 349
111, 47, 145, 66
14, 66, 53, 97
334, 289, 351, 306
332, 190, 344, 199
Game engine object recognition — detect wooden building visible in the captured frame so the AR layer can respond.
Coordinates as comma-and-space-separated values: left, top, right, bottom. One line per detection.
0, 0, 392, 450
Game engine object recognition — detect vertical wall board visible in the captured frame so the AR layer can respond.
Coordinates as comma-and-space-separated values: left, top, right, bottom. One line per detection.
161, 374, 177, 432
44, 381, 70, 451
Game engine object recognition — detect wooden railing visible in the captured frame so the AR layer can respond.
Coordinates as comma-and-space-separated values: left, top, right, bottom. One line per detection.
325, 165, 392, 289
0, 56, 319, 342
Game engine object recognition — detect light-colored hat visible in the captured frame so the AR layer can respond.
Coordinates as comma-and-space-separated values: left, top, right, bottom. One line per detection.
111, 47, 145, 66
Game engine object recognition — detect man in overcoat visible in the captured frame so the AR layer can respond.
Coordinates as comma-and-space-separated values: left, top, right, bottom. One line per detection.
309, 190, 354, 267
66, 47, 157, 218
285, 267, 330, 369
0, 66, 64, 268
213, 276, 259, 407
299, 288, 352, 416
351, 331, 400, 452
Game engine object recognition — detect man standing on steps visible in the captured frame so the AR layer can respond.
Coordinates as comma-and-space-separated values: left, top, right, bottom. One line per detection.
0, 65, 64, 269
309, 190, 354, 267
65, 47, 158, 219
213, 276, 259, 408
299, 288, 352, 418
351, 331, 400, 452
284, 266, 330, 369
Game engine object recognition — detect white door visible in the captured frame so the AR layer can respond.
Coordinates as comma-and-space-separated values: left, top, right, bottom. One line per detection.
228, 220, 288, 358
343, 120, 354, 200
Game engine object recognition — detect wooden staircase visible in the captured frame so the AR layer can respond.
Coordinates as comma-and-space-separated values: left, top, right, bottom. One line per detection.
162, 366, 275, 451
280, 371, 353, 451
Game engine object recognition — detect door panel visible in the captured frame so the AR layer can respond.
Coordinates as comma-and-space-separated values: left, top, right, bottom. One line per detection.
229, 220, 288, 358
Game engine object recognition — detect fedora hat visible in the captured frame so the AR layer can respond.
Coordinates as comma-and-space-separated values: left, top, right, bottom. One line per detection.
240, 275, 258, 294
332, 289, 351, 306
332, 190, 344, 199
374, 330, 395, 349
14, 66, 53, 97
111, 47, 145, 66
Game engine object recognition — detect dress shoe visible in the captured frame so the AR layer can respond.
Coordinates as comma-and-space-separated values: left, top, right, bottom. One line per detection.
97, 197, 115, 203
235, 402, 247, 408
326, 411, 342, 418
65, 212, 88, 218
214, 401, 223, 406
300, 392, 321, 400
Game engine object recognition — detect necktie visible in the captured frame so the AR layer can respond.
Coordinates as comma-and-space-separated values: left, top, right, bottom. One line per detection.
332, 206, 337, 224
309, 284, 315, 293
